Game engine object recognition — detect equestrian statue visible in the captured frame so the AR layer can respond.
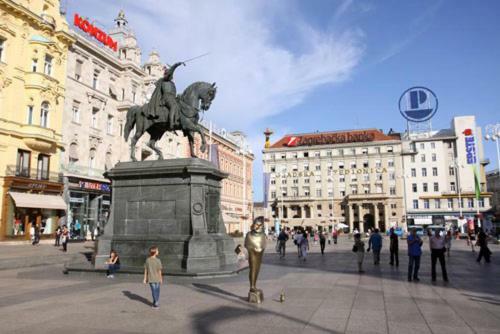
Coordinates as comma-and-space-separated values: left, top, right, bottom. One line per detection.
123, 62, 217, 161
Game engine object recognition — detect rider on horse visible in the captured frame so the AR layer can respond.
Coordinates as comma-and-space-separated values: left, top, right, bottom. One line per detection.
144, 61, 185, 130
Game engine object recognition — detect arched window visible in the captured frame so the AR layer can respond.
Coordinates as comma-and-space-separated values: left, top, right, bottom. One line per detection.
40, 102, 49, 127
69, 142, 78, 165
105, 151, 112, 170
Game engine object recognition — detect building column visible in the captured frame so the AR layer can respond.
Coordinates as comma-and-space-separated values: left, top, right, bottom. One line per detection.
374, 203, 379, 230
348, 204, 354, 232
358, 204, 364, 233
384, 204, 390, 230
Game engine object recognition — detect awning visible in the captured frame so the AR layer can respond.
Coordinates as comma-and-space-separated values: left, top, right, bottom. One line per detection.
222, 212, 240, 225
9, 192, 67, 210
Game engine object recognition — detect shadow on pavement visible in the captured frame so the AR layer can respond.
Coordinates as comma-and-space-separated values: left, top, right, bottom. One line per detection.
122, 290, 151, 306
191, 284, 341, 334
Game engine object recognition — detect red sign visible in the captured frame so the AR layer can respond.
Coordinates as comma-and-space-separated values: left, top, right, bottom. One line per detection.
74, 14, 118, 51
284, 131, 376, 147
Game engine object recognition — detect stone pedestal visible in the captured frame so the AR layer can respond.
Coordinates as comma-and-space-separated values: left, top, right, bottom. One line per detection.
94, 158, 237, 273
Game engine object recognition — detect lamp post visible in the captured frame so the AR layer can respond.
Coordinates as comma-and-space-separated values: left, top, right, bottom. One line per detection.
484, 123, 500, 172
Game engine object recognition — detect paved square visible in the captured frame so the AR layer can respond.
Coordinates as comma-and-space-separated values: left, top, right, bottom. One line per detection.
0, 237, 499, 334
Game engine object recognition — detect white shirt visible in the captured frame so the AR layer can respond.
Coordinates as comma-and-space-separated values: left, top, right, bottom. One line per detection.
430, 236, 445, 249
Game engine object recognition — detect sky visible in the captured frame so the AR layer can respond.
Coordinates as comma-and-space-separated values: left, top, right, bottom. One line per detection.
66, 0, 500, 201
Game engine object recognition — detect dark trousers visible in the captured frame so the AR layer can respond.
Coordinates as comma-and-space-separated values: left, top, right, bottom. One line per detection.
55, 235, 60, 246
390, 248, 399, 266
333, 237, 338, 244
477, 247, 491, 263
278, 240, 286, 257
320, 240, 326, 254
408, 255, 420, 280
62, 240, 68, 252
106, 264, 120, 276
431, 248, 448, 281
373, 249, 381, 264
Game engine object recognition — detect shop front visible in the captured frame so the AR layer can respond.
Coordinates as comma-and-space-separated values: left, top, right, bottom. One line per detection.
1, 176, 66, 239
66, 176, 110, 240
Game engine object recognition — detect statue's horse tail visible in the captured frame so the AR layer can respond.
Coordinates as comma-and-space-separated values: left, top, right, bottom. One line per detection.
123, 106, 137, 141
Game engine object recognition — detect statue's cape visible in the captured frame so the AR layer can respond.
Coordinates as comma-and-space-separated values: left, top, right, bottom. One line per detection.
143, 79, 164, 116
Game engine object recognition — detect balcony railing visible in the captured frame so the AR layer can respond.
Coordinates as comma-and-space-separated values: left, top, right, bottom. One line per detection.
60, 164, 107, 179
5, 165, 62, 183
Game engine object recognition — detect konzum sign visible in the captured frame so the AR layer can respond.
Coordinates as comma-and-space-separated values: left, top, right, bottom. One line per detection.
74, 14, 118, 51
285, 131, 376, 147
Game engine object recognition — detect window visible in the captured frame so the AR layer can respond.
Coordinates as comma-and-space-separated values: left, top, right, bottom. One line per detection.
362, 148, 368, 154
432, 167, 438, 176
303, 152, 309, 158
422, 168, 427, 177
31, 59, 38, 72
412, 183, 417, 192
449, 167, 455, 176
314, 151, 320, 157
432, 153, 437, 162
91, 108, 99, 128
450, 182, 456, 192
434, 199, 441, 209
431, 142, 436, 149
26, 106, 33, 124
351, 184, 358, 194
0, 38, 4, 61
479, 198, 485, 208
304, 178, 310, 184
107, 115, 113, 134
363, 174, 369, 182
281, 179, 287, 185
423, 183, 428, 192
281, 154, 286, 159
132, 87, 137, 103
304, 163, 309, 171
411, 155, 415, 163
411, 168, 416, 177
391, 203, 397, 209
350, 161, 356, 169
36, 154, 49, 180
338, 162, 344, 169
420, 143, 425, 149
16, 150, 31, 177
316, 189, 322, 197
468, 198, 474, 208
93, 70, 100, 89
89, 148, 96, 169
340, 190, 346, 197
423, 199, 429, 209
315, 164, 321, 171
421, 154, 426, 162
315, 177, 321, 184
339, 176, 345, 183
375, 147, 381, 154
270, 166, 276, 172
447, 141, 453, 149
389, 186, 396, 195
271, 191, 276, 199
328, 188, 333, 197
376, 174, 383, 181
40, 102, 49, 127
351, 175, 357, 182
375, 160, 381, 168
388, 159, 394, 167
75, 59, 82, 80
44, 55, 53, 75
387, 146, 393, 153
389, 172, 395, 180
326, 151, 332, 157
72, 103, 80, 123
270, 179, 276, 185
292, 178, 298, 184
447, 198, 453, 209
291, 187, 299, 197
363, 184, 370, 194
433, 182, 439, 192
303, 187, 310, 196
363, 161, 369, 168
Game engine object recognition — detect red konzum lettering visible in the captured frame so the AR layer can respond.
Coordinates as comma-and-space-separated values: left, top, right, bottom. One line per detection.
74, 13, 118, 52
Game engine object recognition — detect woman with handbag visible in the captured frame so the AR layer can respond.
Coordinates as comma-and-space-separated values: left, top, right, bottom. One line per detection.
353, 233, 365, 273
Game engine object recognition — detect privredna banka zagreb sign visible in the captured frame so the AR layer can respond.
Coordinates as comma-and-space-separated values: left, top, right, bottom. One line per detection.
284, 131, 376, 147
73, 14, 118, 51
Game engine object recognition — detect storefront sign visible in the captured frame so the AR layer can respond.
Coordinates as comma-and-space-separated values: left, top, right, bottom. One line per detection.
74, 13, 118, 51
70, 197, 85, 203
78, 181, 110, 192
284, 131, 376, 147
27, 183, 46, 190
273, 167, 387, 178
463, 128, 477, 164
102, 200, 110, 205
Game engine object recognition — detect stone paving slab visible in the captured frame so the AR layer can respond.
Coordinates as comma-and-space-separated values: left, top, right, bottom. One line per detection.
0, 236, 498, 334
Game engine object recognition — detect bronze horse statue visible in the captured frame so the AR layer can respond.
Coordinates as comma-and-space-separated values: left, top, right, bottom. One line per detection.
123, 81, 217, 161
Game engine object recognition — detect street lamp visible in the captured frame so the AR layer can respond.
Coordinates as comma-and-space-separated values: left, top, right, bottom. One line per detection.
484, 123, 500, 171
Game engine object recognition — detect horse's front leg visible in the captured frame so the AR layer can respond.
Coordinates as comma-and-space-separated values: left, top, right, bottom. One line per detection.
147, 138, 164, 160
187, 132, 197, 158
196, 126, 207, 153
130, 135, 138, 162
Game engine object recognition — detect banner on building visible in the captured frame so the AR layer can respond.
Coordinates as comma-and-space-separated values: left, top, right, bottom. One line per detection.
463, 128, 481, 200
263, 172, 270, 207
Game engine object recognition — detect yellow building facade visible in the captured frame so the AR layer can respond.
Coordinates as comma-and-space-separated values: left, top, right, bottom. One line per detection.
0, 0, 74, 239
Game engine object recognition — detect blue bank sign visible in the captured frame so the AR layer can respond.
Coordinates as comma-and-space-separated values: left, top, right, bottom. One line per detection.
399, 86, 438, 122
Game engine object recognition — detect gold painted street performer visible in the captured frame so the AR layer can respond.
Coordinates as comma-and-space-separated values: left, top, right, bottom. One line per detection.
244, 217, 267, 303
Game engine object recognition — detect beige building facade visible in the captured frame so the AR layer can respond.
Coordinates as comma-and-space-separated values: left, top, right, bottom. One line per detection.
263, 129, 405, 233
0, 0, 74, 239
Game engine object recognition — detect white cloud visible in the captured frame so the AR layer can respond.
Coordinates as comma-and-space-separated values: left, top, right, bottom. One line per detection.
76, 0, 364, 130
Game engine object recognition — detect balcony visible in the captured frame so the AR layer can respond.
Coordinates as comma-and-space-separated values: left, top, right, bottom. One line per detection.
5, 165, 62, 183
60, 164, 107, 179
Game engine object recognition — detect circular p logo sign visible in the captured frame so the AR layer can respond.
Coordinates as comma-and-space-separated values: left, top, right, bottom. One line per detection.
399, 86, 438, 122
